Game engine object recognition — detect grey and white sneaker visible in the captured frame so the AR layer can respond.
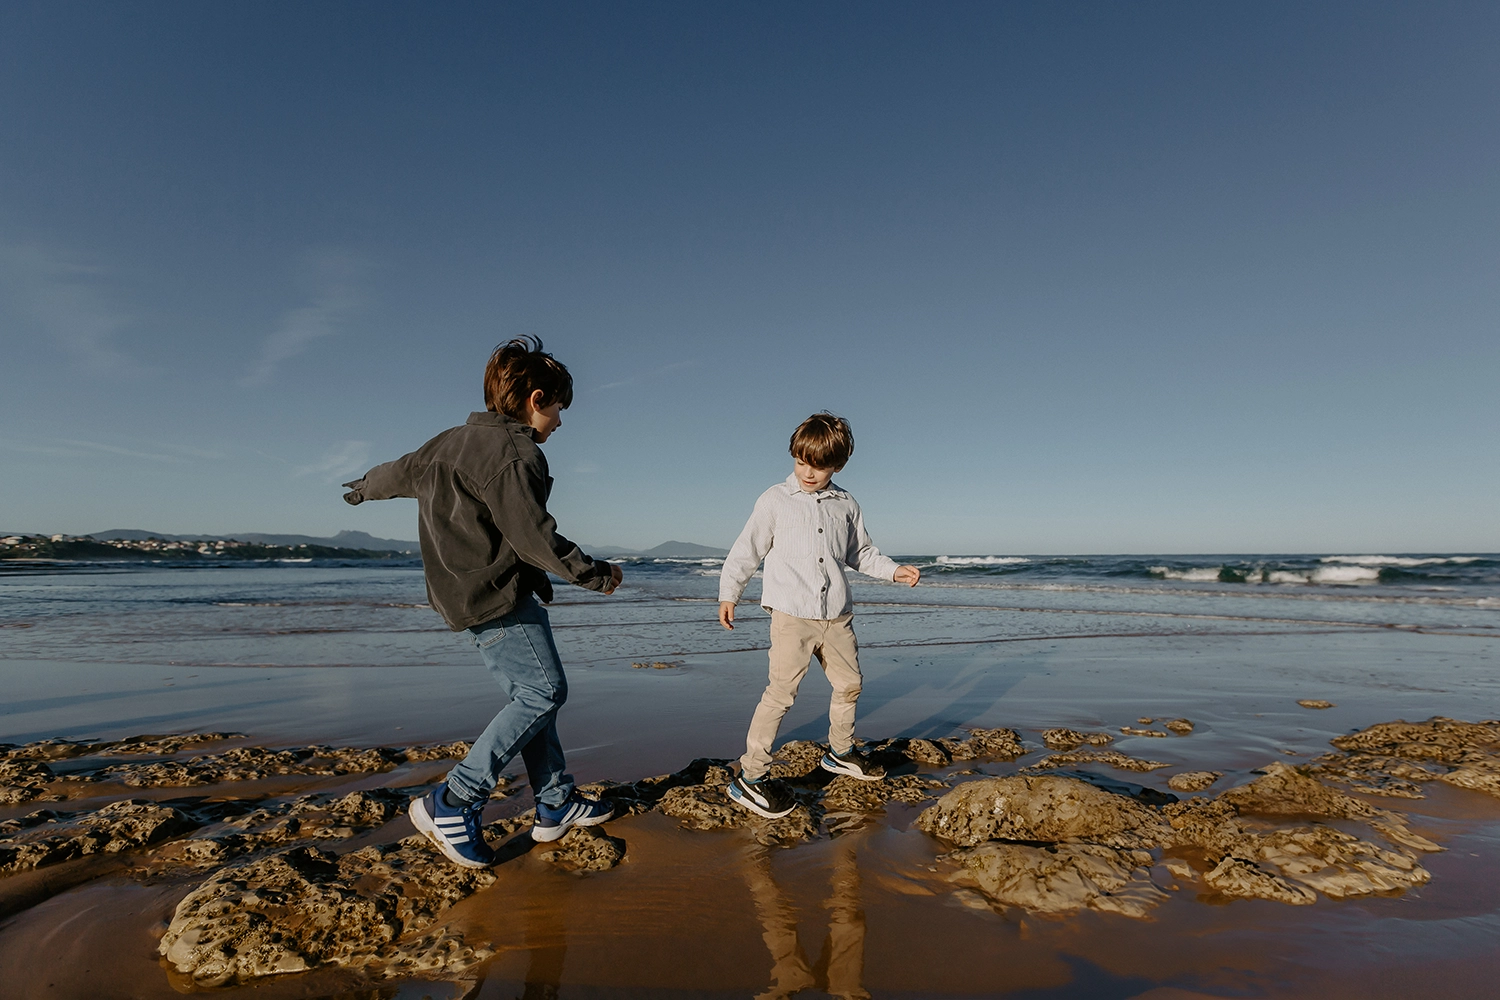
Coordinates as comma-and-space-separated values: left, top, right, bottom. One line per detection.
726, 774, 797, 818
820, 748, 885, 781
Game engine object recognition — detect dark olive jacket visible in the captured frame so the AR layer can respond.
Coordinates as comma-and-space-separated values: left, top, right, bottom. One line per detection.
342, 411, 612, 630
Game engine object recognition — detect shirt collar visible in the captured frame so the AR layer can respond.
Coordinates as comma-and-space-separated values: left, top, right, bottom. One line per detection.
781, 473, 847, 499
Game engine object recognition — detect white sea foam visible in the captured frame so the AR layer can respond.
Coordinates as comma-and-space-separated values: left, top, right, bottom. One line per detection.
1321, 555, 1480, 567
935, 556, 1031, 566
1149, 567, 1223, 582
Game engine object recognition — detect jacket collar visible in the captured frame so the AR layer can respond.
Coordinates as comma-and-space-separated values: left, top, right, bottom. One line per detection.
467, 410, 536, 439
781, 473, 847, 499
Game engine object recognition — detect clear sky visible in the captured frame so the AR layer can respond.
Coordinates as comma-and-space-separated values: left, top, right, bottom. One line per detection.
2, 1, 1496, 554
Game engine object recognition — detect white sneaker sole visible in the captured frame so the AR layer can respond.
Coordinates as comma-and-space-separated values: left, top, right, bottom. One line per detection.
820, 754, 885, 782
409, 796, 491, 869
530, 804, 615, 842
726, 781, 796, 819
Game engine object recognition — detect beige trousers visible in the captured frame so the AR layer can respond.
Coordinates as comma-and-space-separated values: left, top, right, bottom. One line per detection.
740, 610, 862, 780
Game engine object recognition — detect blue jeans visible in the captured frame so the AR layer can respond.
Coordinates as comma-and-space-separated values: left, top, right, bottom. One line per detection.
445, 597, 575, 809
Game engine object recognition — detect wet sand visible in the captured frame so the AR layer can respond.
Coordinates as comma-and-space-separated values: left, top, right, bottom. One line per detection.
3, 623, 1500, 998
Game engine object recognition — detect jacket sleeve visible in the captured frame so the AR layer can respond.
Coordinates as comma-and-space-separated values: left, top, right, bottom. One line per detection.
342, 454, 419, 505
846, 501, 898, 581
718, 492, 775, 603
484, 460, 612, 592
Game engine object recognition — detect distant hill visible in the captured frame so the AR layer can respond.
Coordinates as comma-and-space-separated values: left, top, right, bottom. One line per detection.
93, 529, 419, 553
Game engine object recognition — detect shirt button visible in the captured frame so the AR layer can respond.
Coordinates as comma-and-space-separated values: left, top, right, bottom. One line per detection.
818, 528, 823, 533
819, 557, 824, 562
816, 499, 821, 503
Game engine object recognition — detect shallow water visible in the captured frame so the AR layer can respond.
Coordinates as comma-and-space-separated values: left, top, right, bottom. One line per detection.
1, 558, 1498, 997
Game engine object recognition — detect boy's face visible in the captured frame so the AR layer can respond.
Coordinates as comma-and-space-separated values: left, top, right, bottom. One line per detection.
527, 394, 565, 443
793, 457, 839, 493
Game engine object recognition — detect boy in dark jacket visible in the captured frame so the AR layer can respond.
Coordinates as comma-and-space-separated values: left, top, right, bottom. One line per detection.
342, 337, 620, 867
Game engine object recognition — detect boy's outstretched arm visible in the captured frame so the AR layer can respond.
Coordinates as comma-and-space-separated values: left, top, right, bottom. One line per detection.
717, 494, 775, 629
342, 454, 418, 504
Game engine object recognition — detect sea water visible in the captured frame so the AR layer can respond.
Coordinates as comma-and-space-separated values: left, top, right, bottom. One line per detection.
2, 553, 1495, 758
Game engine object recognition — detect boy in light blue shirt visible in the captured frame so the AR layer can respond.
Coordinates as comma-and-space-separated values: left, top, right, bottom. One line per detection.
717, 412, 919, 817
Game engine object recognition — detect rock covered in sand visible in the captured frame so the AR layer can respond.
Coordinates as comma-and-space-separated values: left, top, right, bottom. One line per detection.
1314, 717, 1500, 799
536, 826, 626, 871
158, 840, 497, 987
1167, 771, 1222, 792
916, 775, 1171, 850
1041, 728, 1114, 750
1025, 749, 1170, 773
0, 799, 198, 874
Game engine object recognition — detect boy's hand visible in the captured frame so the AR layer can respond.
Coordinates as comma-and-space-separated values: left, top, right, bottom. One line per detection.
719, 601, 737, 630
893, 565, 920, 587
604, 563, 623, 595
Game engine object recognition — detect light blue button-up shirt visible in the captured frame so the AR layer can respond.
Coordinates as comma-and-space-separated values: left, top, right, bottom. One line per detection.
718, 474, 899, 620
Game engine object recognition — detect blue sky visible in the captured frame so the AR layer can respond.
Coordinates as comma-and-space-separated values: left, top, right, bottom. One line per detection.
2, 1, 1496, 554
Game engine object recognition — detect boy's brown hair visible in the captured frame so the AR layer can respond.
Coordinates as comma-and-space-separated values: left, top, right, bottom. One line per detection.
789, 412, 854, 470
484, 336, 574, 420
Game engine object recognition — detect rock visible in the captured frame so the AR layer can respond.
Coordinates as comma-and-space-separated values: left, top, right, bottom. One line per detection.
1203, 856, 1316, 905
1297, 700, 1335, 710
0, 800, 198, 874
1163, 860, 1195, 881
537, 826, 625, 871
399, 741, 473, 763
655, 775, 821, 846
1, 738, 101, 762
1026, 749, 1170, 773
915, 775, 1171, 849
154, 789, 417, 868
941, 728, 1026, 761
820, 773, 948, 816
1164, 719, 1195, 735
1167, 771, 1222, 792
1313, 717, 1500, 800
1218, 761, 1377, 820
159, 841, 497, 987
1119, 726, 1168, 738
102, 745, 408, 787
105, 733, 242, 755
1137, 718, 1154, 725
1041, 729, 1114, 751
630, 661, 679, 669
0, 759, 59, 805
768, 741, 828, 779
949, 841, 1167, 918
1162, 765, 1439, 905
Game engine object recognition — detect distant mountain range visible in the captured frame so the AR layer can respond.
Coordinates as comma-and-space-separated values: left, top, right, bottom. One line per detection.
84, 530, 727, 559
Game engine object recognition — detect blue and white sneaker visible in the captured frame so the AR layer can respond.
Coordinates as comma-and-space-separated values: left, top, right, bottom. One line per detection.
727, 774, 797, 819
532, 792, 615, 842
409, 782, 495, 868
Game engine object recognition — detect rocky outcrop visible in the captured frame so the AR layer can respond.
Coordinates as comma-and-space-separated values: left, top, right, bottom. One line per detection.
916, 775, 1171, 850
1312, 717, 1500, 799
1167, 771, 1221, 792
1041, 729, 1113, 750
0, 800, 198, 874
151, 789, 417, 868
536, 827, 627, 871
158, 840, 497, 987
1025, 749, 1170, 773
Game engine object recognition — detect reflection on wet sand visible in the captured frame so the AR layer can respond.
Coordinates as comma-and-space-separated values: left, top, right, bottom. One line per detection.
518, 867, 571, 1000
745, 834, 868, 1000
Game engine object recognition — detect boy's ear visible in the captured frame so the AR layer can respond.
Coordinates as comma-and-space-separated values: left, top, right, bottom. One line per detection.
527, 388, 546, 414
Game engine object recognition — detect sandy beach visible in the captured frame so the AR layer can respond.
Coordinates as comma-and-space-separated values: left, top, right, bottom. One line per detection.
2, 561, 1498, 998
